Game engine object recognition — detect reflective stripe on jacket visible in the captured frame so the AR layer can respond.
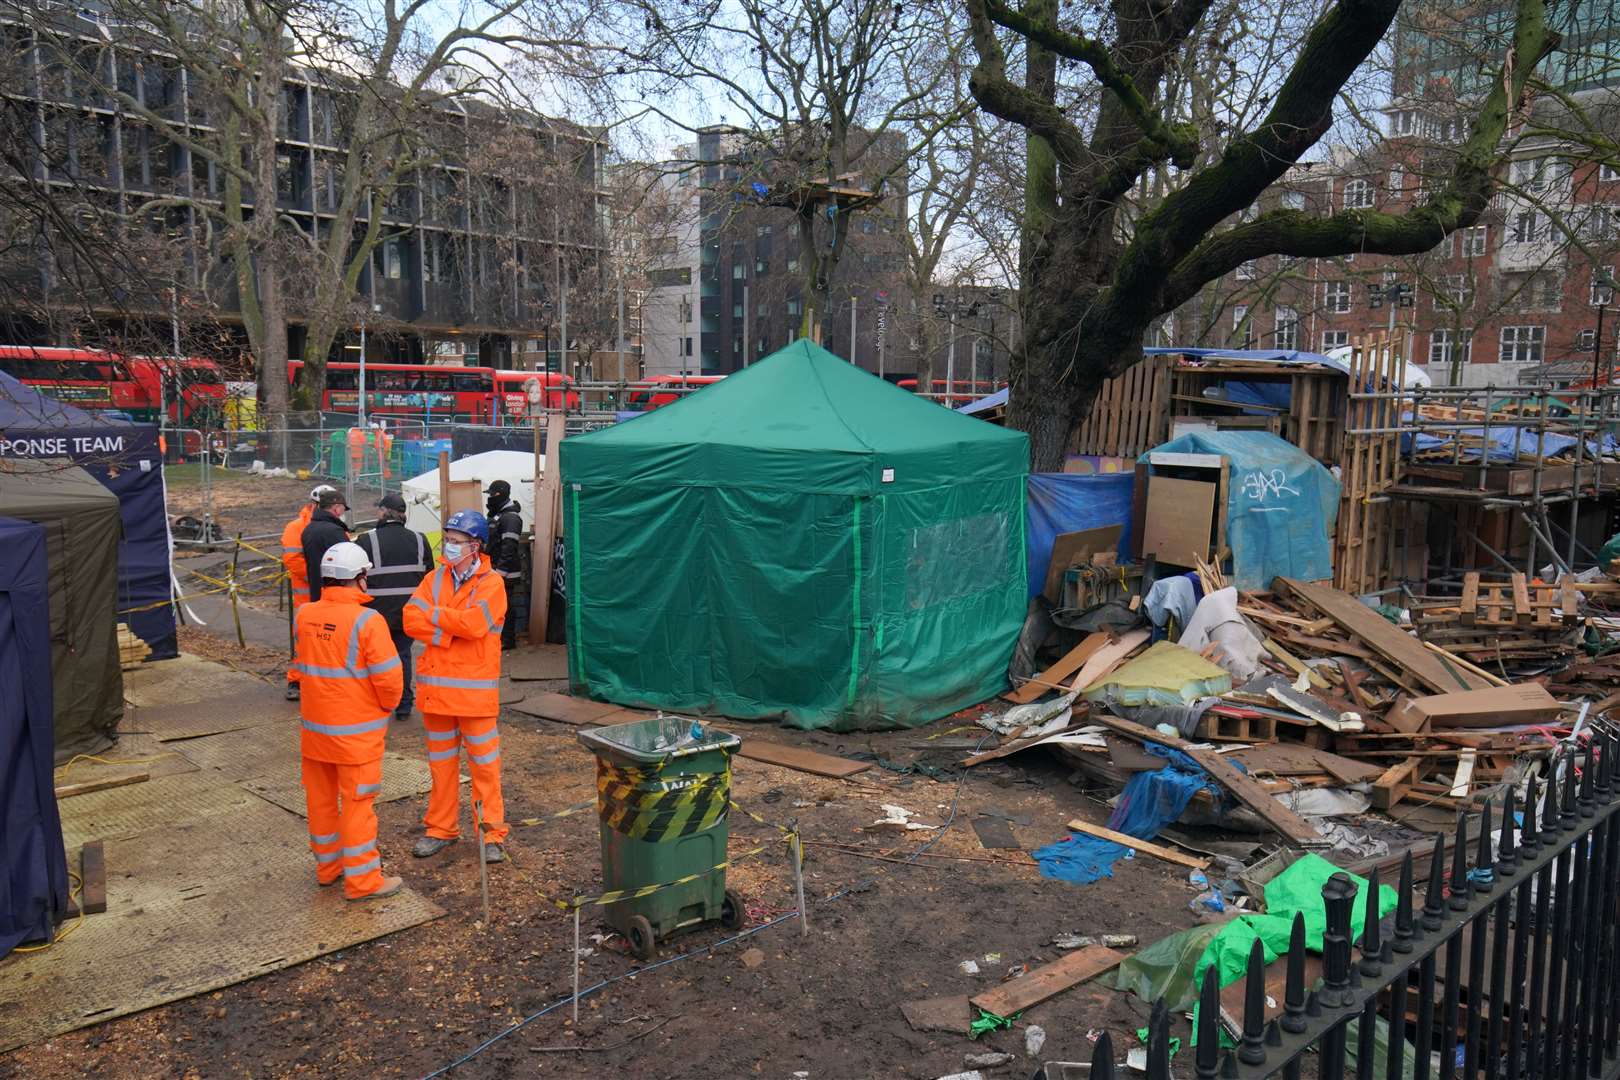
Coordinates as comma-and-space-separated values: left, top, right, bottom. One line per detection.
489, 501, 524, 579
355, 521, 434, 633
295, 585, 403, 763
401, 555, 506, 717
281, 506, 314, 603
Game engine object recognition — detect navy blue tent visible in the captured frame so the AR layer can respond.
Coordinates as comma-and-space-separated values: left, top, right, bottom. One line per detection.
0, 515, 69, 956
0, 372, 176, 659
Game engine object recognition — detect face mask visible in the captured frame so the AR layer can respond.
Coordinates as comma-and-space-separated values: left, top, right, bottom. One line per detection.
443, 541, 466, 563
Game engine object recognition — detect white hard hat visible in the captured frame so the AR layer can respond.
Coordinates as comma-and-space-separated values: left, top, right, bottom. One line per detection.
309, 483, 339, 502
320, 541, 372, 581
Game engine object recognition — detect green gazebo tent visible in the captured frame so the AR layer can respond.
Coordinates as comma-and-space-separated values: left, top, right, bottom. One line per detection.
560, 339, 1029, 731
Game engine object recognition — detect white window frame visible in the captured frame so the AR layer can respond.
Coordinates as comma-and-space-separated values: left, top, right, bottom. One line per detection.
1429, 328, 1474, 366
1232, 304, 1250, 345
1389, 166, 1405, 193
1342, 178, 1374, 210
1280, 190, 1305, 211
1511, 210, 1549, 244
1602, 163, 1620, 182
1323, 281, 1351, 314
1462, 225, 1488, 257
1499, 325, 1546, 364
1595, 267, 1615, 307
1321, 330, 1349, 350
1236, 260, 1256, 281
1274, 305, 1300, 350
1579, 329, 1597, 350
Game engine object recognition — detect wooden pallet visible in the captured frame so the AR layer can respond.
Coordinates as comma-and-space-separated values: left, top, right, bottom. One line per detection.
1193, 711, 1278, 743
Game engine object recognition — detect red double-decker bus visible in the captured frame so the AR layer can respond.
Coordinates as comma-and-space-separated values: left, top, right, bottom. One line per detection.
289, 361, 497, 421
625, 374, 726, 411
127, 356, 229, 426
493, 370, 580, 419
0, 345, 157, 419
898, 377, 1000, 406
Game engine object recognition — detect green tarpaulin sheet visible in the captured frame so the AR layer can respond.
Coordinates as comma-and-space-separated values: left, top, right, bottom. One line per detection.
560, 340, 1029, 731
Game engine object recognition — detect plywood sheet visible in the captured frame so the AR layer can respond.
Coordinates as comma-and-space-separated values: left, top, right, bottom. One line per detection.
239, 751, 435, 817
737, 739, 872, 778
504, 644, 571, 681
1140, 477, 1216, 567
899, 994, 973, 1035
1006, 631, 1111, 704
506, 691, 642, 726
0, 800, 441, 1053
58, 770, 264, 852
1042, 526, 1123, 604
130, 687, 297, 742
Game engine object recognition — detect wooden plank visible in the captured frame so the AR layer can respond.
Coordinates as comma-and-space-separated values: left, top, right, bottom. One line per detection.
80, 840, 106, 915
1276, 578, 1490, 694
1511, 573, 1532, 627
506, 691, 639, 726
1005, 630, 1111, 705
54, 772, 150, 800
528, 412, 565, 645
969, 945, 1125, 1017
1071, 629, 1151, 692
1560, 576, 1580, 625
1064, 818, 1210, 870
1219, 955, 1323, 1035
736, 739, 872, 779
1460, 572, 1480, 627
1449, 749, 1476, 797
1087, 712, 1324, 846
1262, 639, 1330, 689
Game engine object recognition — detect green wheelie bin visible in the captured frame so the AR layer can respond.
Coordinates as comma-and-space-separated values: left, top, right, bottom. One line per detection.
577, 714, 743, 959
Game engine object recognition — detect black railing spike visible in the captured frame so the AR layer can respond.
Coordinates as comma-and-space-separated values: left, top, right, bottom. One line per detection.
1323, 872, 1358, 1008
1360, 866, 1384, 974
1220, 1050, 1239, 1079
1380, 939, 1393, 964
1306, 988, 1322, 1017
1450, 812, 1472, 910
1544, 764, 1562, 843
1265, 1019, 1282, 1047
1498, 786, 1518, 871
1148, 998, 1171, 1080
1580, 740, 1596, 816
1196, 964, 1221, 1080
1474, 796, 1495, 893
1092, 1029, 1116, 1080
1282, 910, 1308, 1034
1563, 745, 1579, 828
1240, 937, 1268, 1065
1598, 731, 1613, 797
1394, 849, 1416, 951
1423, 831, 1447, 930
1525, 773, 1542, 848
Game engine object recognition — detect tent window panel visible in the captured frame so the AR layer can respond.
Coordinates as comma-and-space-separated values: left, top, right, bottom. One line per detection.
905, 512, 1010, 610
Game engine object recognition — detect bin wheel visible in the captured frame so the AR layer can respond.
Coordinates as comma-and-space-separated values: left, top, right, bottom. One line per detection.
720, 889, 745, 930
627, 915, 656, 960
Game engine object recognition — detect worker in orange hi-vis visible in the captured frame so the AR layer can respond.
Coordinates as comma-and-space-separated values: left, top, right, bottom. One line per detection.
281, 483, 338, 701
295, 541, 405, 900
402, 509, 509, 864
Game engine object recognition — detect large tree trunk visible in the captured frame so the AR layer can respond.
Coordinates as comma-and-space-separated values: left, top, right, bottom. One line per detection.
259, 270, 291, 457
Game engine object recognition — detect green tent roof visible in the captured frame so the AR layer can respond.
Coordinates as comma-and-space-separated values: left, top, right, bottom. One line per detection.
563, 339, 1028, 494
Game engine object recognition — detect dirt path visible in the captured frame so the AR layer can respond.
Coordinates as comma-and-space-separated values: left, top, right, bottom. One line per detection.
2, 633, 1203, 1080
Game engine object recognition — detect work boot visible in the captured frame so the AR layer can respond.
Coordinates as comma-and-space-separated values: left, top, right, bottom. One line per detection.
393, 704, 412, 721
483, 843, 505, 864
346, 876, 404, 902
285, 682, 300, 701
412, 835, 455, 858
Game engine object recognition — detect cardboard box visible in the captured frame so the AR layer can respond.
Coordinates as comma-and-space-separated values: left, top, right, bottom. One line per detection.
1391, 683, 1561, 730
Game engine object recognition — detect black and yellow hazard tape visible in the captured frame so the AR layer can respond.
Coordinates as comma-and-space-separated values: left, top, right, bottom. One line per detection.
595, 759, 731, 842
515, 797, 597, 827
534, 844, 769, 913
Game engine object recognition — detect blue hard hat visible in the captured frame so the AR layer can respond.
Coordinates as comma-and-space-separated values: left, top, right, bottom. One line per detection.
444, 509, 489, 543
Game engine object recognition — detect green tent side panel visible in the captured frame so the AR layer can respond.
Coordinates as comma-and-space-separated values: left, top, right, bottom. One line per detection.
562, 339, 1028, 731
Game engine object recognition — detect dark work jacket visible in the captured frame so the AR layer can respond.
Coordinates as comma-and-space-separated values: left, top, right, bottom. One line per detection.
488, 499, 524, 580
354, 520, 434, 634
300, 509, 351, 602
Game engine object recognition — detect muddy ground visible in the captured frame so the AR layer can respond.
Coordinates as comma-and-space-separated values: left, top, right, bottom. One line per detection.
1, 627, 1212, 1080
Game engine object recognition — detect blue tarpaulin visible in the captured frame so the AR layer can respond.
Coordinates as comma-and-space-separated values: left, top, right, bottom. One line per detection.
0, 376, 176, 659
0, 516, 69, 956
1032, 745, 1224, 886
1141, 431, 1338, 591
1025, 472, 1135, 598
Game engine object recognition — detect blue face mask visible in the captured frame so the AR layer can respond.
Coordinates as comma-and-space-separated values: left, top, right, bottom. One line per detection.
443, 541, 466, 563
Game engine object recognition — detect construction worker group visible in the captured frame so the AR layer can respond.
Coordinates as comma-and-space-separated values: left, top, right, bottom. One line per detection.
282, 486, 516, 901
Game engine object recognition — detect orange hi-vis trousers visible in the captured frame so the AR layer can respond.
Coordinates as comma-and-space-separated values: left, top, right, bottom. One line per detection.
302, 755, 388, 898
421, 713, 508, 844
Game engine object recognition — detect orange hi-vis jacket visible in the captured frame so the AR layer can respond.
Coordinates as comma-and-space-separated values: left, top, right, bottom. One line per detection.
402, 555, 506, 717
294, 586, 403, 764
281, 505, 315, 605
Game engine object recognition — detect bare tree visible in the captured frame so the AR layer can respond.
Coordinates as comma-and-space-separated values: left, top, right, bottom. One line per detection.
613, 0, 971, 334
966, 0, 1566, 469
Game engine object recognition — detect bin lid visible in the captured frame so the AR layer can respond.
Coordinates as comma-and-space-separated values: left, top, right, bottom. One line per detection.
577, 713, 741, 764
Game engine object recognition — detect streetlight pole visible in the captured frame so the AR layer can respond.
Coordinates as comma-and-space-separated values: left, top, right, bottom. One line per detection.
945, 310, 956, 406
358, 309, 368, 428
